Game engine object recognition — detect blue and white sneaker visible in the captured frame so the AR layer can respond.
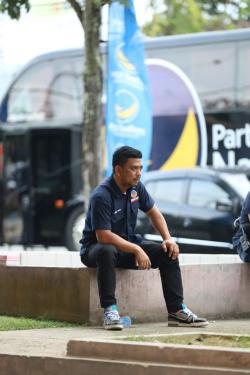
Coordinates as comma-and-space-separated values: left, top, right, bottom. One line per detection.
168, 304, 209, 327
103, 305, 123, 331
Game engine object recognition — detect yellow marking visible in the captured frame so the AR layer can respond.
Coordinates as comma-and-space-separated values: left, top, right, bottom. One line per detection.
115, 101, 138, 119
160, 108, 199, 170
117, 49, 135, 71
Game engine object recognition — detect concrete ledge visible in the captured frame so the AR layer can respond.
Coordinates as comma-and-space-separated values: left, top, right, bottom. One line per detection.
0, 263, 249, 323
0, 254, 20, 266
0, 248, 242, 267
67, 337, 250, 370
2, 353, 246, 375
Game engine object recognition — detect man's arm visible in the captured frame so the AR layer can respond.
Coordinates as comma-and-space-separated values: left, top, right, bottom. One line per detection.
96, 229, 151, 270
146, 205, 179, 259
243, 214, 250, 239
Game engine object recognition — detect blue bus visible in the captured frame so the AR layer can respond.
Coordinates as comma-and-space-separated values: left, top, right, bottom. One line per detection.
0, 28, 249, 251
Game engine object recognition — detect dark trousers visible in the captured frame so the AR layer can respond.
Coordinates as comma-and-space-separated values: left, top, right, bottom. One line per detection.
81, 241, 184, 313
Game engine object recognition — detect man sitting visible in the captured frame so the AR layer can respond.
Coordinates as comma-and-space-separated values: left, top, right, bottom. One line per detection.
80, 146, 208, 330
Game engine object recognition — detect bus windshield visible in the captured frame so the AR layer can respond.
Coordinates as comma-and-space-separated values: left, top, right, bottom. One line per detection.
8, 56, 83, 123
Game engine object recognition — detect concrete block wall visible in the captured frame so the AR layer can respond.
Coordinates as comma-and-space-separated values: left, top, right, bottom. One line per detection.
0, 263, 249, 324
88, 263, 250, 323
0, 266, 90, 323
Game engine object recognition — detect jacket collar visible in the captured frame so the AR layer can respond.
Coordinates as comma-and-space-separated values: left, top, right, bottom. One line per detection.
103, 175, 136, 198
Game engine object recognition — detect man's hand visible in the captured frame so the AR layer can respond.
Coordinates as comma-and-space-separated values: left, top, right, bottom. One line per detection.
146, 206, 179, 260
134, 246, 151, 270
162, 239, 179, 260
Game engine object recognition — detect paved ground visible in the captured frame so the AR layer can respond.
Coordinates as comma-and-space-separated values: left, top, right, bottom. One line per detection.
0, 319, 249, 358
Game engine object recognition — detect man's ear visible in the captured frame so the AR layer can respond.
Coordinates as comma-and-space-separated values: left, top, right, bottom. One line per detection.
114, 165, 122, 177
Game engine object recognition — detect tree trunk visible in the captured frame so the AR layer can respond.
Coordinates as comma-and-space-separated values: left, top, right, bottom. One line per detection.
83, 0, 103, 208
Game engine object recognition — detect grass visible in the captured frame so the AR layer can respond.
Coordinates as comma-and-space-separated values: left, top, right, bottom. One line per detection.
123, 334, 250, 349
0, 315, 81, 331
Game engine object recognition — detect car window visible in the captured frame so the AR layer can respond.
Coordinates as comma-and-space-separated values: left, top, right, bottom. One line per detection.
146, 178, 184, 204
188, 179, 231, 209
145, 181, 155, 196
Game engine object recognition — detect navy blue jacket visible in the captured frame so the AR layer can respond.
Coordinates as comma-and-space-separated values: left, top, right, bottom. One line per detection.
240, 191, 250, 225
80, 176, 154, 256
232, 190, 250, 248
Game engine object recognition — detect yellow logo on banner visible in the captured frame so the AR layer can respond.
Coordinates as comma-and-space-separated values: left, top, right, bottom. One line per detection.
115, 89, 139, 123
117, 49, 135, 71
116, 44, 136, 73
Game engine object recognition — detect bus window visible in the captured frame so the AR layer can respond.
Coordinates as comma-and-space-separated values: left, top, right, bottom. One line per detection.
180, 43, 235, 111
154, 42, 236, 111
47, 71, 82, 120
238, 40, 250, 109
188, 43, 235, 111
8, 57, 83, 123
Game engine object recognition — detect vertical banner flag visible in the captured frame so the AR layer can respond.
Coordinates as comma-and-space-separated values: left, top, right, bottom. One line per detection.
106, 0, 152, 175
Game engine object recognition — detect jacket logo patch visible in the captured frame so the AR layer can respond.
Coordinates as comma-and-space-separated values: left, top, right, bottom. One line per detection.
131, 189, 139, 203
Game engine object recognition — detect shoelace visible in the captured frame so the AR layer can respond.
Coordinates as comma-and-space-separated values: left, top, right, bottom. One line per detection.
104, 310, 120, 321
182, 306, 197, 321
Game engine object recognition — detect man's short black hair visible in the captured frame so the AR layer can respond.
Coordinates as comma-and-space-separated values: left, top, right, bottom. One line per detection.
112, 146, 142, 170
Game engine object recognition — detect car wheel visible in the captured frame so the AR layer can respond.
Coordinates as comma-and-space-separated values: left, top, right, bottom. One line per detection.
65, 206, 85, 252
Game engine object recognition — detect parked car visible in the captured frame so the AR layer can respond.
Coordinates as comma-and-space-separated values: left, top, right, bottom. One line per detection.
136, 167, 250, 254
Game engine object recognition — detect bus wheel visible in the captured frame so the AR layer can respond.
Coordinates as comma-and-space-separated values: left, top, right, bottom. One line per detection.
65, 206, 85, 252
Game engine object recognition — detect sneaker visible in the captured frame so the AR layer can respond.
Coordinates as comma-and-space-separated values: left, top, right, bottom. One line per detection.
168, 304, 209, 327
103, 307, 123, 331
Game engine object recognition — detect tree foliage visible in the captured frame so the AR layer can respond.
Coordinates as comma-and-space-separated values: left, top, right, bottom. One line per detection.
144, 0, 203, 36
198, 0, 250, 21
0, 0, 30, 19
144, 0, 250, 36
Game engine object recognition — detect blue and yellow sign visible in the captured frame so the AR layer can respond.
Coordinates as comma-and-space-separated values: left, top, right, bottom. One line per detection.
146, 59, 207, 170
106, 0, 152, 176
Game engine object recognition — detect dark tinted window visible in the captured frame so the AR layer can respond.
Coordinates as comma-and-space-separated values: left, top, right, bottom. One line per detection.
3, 135, 29, 243
188, 179, 231, 209
32, 131, 70, 196
0, 141, 3, 178
4, 135, 29, 192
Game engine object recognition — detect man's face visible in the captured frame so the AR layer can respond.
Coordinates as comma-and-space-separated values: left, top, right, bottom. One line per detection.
117, 158, 143, 187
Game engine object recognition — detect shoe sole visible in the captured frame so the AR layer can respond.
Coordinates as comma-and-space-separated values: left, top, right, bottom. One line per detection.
168, 321, 209, 327
104, 324, 123, 331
